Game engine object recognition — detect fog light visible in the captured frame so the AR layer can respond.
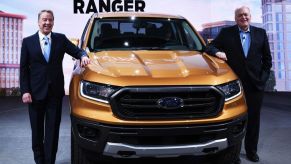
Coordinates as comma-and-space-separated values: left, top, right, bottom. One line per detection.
77, 125, 98, 141
231, 121, 245, 135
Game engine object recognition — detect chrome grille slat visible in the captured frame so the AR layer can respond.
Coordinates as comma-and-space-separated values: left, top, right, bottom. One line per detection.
120, 102, 215, 109
120, 98, 157, 103
120, 104, 159, 109
183, 97, 216, 102
183, 102, 216, 108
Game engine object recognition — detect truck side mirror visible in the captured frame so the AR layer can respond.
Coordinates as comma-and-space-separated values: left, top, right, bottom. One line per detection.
207, 39, 213, 44
70, 38, 80, 47
70, 38, 80, 61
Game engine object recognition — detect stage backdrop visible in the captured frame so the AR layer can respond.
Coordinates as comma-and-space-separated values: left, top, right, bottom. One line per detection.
1, 0, 290, 94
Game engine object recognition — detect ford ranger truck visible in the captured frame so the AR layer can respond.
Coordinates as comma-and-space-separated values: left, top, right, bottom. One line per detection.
69, 12, 247, 164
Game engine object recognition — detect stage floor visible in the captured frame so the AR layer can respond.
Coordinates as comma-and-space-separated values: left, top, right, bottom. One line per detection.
0, 92, 290, 164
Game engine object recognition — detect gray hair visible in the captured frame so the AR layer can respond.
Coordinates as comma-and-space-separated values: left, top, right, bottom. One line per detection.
235, 6, 250, 17
38, 10, 54, 21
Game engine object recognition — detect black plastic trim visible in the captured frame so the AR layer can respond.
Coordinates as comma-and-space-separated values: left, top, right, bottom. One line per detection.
71, 114, 247, 156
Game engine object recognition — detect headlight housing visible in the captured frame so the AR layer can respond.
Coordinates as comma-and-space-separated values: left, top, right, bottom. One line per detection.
80, 80, 120, 103
216, 80, 242, 101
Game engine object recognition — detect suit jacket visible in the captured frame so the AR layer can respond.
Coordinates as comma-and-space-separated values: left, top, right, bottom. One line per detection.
20, 32, 85, 100
205, 25, 272, 91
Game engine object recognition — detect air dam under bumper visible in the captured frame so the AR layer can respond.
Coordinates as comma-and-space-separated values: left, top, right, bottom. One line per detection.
104, 138, 227, 158
71, 114, 246, 158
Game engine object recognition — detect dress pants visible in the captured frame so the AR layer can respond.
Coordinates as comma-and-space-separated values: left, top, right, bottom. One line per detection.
28, 88, 63, 164
243, 83, 264, 155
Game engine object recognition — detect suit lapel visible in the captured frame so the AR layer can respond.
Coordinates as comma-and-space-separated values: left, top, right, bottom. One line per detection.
247, 26, 255, 59
33, 32, 47, 62
233, 26, 245, 59
49, 32, 57, 63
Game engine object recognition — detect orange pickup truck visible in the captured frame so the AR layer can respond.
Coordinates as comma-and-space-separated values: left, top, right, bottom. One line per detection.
69, 12, 247, 164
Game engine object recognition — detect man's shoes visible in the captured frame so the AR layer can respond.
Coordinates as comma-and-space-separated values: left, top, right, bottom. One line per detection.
233, 157, 241, 164
246, 153, 259, 162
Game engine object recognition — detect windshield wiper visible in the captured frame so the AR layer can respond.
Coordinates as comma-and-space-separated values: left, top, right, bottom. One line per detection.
147, 47, 171, 50
93, 47, 172, 51
93, 49, 102, 52
130, 47, 171, 50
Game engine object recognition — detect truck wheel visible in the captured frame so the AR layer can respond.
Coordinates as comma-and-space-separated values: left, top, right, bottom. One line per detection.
214, 141, 242, 164
71, 130, 93, 164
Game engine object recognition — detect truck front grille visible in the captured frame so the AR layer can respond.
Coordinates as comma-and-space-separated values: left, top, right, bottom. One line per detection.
110, 86, 224, 120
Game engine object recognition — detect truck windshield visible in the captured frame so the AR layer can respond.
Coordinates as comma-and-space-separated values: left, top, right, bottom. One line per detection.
88, 17, 204, 51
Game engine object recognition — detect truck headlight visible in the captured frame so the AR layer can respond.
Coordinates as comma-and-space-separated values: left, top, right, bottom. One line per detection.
80, 81, 120, 103
216, 80, 242, 101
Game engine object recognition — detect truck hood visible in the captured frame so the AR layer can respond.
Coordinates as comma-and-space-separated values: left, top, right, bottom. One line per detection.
87, 50, 229, 78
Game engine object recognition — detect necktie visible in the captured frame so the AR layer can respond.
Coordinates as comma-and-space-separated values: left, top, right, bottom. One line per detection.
43, 36, 50, 62
241, 33, 249, 57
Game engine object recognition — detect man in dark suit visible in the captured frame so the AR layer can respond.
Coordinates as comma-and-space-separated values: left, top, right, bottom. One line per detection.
205, 6, 272, 163
20, 10, 90, 164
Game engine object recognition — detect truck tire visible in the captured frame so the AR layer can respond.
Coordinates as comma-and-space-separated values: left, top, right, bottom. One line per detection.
214, 141, 242, 164
71, 130, 93, 164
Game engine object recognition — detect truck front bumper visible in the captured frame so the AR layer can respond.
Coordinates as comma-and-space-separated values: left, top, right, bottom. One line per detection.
71, 114, 247, 158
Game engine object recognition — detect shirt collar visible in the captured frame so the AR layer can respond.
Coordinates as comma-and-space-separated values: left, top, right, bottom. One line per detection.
38, 31, 52, 41
238, 26, 250, 33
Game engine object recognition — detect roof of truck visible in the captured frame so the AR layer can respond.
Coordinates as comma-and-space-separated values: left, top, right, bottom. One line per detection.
93, 12, 184, 19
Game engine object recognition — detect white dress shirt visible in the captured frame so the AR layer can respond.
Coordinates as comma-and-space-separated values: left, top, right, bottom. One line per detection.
38, 31, 52, 55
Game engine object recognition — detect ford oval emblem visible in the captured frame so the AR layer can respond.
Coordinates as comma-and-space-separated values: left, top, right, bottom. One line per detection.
157, 97, 184, 110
